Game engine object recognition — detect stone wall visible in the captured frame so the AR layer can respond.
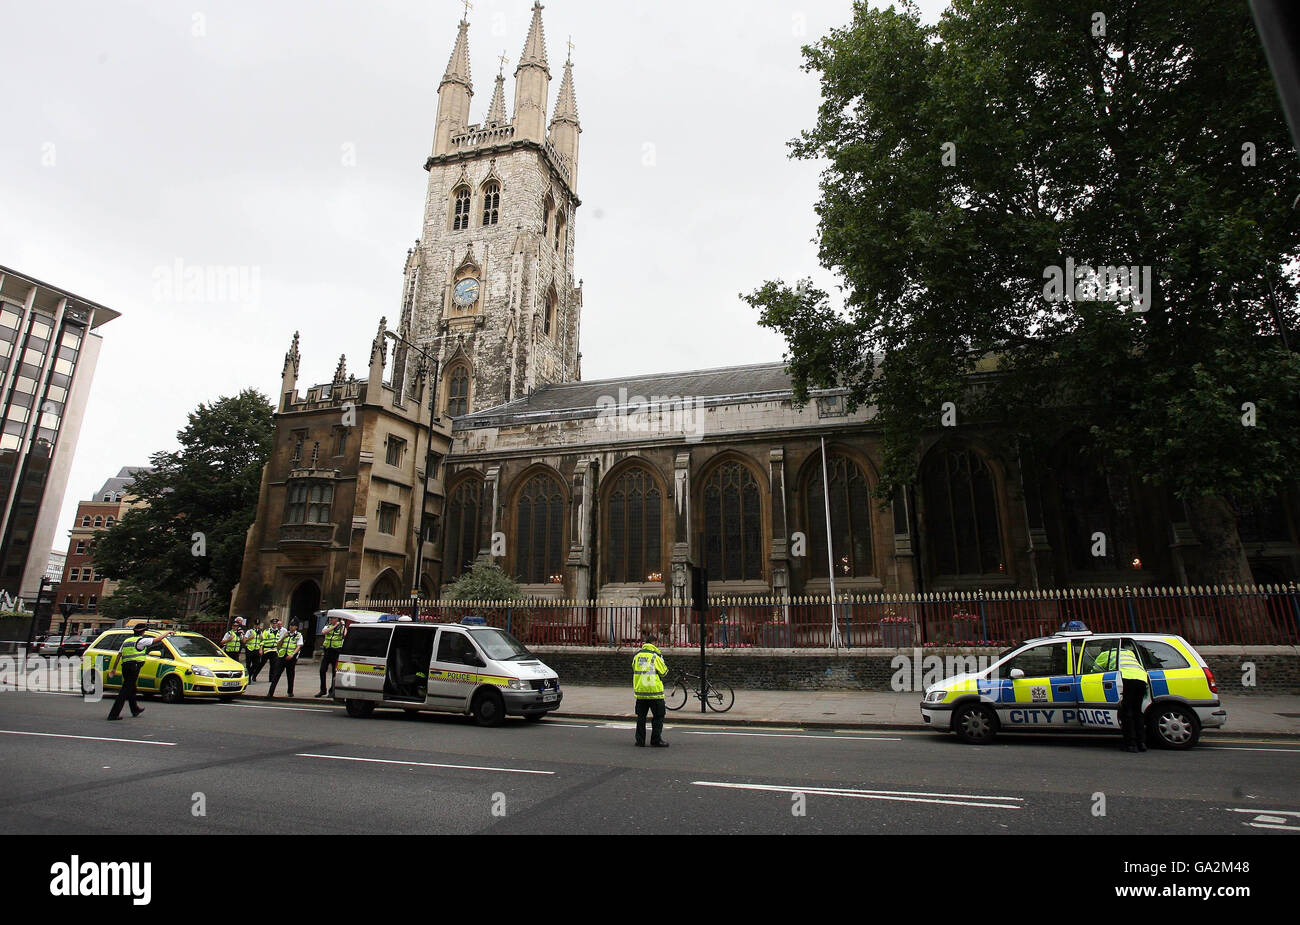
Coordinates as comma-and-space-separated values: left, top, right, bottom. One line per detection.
529, 645, 1300, 695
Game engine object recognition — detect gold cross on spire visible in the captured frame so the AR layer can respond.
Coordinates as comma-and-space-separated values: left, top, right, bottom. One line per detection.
566, 35, 576, 62
461, 0, 472, 19
499, 50, 508, 74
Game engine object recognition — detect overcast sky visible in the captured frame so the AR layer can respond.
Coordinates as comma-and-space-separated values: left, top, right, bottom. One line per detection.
0, 0, 948, 557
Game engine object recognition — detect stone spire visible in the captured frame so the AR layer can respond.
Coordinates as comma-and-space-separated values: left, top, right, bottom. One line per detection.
441, 17, 472, 91
518, 1, 548, 71
333, 354, 347, 389
280, 331, 300, 410
512, 2, 551, 143
368, 317, 389, 392
548, 56, 581, 187
433, 19, 474, 156
486, 69, 508, 125
551, 56, 579, 124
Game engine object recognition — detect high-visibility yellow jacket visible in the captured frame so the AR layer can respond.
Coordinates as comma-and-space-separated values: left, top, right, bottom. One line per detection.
1118, 648, 1148, 682
322, 624, 345, 649
277, 632, 303, 659
632, 644, 667, 700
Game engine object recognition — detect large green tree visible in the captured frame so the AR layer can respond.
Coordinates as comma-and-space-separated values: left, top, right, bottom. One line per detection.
745, 0, 1300, 584
94, 389, 274, 615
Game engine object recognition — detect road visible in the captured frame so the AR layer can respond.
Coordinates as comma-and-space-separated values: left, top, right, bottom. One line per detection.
0, 691, 1296, 835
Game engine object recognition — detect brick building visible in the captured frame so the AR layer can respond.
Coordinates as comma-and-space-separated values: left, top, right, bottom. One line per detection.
55, 466, 148, 634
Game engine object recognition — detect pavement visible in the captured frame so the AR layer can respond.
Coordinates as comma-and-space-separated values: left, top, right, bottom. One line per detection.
242, 662, 1300, 736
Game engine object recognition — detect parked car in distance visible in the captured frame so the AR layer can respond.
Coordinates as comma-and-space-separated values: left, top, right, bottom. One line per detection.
57, 635, 94, 657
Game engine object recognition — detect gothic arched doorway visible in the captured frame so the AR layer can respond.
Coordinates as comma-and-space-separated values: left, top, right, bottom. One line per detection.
289, 580, 321, 658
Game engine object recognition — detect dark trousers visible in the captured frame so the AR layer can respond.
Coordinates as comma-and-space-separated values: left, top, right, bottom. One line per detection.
265, 653, 283, 693
107, 661, 144, 719
246, 650, 263, 681
319, 649, 339, 694
269, 656, 297, 696
1120, 679, 1148, 749
635, 697, 666, 745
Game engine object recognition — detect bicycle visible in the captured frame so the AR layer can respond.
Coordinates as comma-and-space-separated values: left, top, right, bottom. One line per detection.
664, 664, 734, 713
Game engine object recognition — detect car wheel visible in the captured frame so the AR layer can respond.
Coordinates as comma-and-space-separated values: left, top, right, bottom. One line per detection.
1147, 703, 1200, 749
160, 676, 184, 704
345, 699, 375, 718
953, 702, 998, 744
472, 690, 506, 727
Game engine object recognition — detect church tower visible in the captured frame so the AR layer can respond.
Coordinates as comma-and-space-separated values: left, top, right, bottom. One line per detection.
400, 2, 583, 417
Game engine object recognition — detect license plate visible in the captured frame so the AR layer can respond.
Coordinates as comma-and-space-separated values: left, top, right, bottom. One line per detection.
542, 691, 557, 702
220, 682, 242, 690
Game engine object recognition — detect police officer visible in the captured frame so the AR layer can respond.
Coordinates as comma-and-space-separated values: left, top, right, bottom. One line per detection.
106, 627, 150, 720
268, 620, 304, 697
243, 620, 263, 678
632, 634, 669, 748
1117, 642, 1150, 753
316, 615, 346, 698
258, 618, 284, 685
221, 618, 245, 662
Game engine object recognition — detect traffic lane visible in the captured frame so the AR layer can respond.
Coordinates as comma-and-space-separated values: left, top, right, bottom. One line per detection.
3, 695, 1298, 835
0, 725, 578, 836
4, 694, 1297, 810
480, 771, 1285, 835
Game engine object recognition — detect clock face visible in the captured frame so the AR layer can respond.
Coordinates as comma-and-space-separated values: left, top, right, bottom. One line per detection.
453, 278, 480, 308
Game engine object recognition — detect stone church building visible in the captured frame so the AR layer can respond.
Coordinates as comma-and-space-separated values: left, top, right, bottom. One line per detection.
232, 3, 1299, 629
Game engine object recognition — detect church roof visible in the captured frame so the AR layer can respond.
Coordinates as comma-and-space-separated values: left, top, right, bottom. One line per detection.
453, 361, 823, 429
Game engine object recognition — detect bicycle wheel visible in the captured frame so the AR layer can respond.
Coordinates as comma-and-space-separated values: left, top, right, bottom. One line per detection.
704, 681, 734, 713
664, 680, 689, 711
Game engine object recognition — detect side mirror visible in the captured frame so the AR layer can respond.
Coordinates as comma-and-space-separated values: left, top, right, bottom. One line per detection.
1009, 668, 1025, 679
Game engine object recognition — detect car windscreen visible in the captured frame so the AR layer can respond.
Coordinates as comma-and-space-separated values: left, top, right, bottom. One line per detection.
468, 628, 533, 661
165, 635, 225, 658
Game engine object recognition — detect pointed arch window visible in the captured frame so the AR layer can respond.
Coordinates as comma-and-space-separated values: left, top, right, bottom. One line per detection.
482, 182, 501, 226
554, 209, 566, 252
544, 289, 556, 337
515, 473, 564, 584
702, 461, 764, 582
447, 365, 471, 417
542, 195, 553, 237
605, 467, 663, 584
452, 186, 472, 231
921, 448, 1003, 577
805, 453, 874, 578
445, 478, 483, 580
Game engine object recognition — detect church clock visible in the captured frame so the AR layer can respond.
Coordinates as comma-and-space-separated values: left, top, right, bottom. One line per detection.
453, 278, 480, 308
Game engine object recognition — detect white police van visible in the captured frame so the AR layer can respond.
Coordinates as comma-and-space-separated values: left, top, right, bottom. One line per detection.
333, 617, 562, 726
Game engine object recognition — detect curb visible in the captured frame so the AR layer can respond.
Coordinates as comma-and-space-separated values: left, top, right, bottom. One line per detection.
236, 694, 1300, 739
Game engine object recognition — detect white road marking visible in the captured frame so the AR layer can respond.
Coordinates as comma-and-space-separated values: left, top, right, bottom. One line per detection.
684, 730, 900, 741
692, 780, 1023, 810
1227, 808, 1300, 832
0, 729, 176, 746
296, 753, 555, 775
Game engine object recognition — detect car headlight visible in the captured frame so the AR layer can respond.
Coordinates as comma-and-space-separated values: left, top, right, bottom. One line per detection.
190, 666, 215, 677
506, 678, 527, 690
924, 689, 947, 703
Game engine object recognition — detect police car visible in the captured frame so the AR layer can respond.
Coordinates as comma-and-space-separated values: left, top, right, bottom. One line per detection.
920, 626, 1226, 748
